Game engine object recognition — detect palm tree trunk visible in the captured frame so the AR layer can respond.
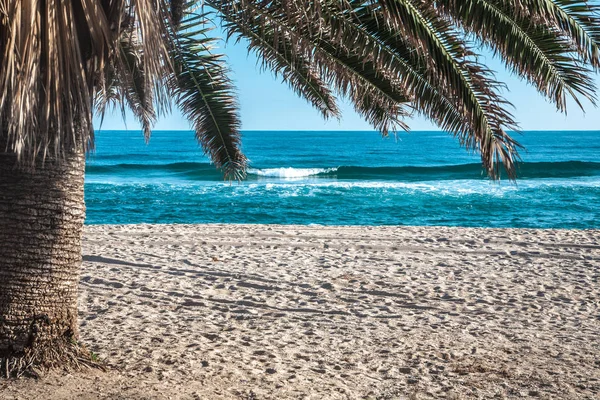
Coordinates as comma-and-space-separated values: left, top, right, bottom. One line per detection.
0, 142, 86, 370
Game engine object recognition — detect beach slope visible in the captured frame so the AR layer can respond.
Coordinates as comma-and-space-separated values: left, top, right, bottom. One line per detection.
1, 224, 599, 399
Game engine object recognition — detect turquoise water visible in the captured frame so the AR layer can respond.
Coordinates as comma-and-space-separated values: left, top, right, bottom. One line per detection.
86, 130, 600, 228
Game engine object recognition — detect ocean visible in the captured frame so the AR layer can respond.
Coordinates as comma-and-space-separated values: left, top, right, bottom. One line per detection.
85, 130, 600, 229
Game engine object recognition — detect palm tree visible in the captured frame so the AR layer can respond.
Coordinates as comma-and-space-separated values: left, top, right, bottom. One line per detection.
0, 0, 598, 374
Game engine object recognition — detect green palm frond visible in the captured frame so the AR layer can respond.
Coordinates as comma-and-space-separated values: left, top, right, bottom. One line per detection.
435, 0, 598, 111
312, 2, 484, 149
129, 0, 172, 113
511, 0, 600, 67
211, 0, 413, 135
212, 0, 522, 177
167, 11, 246, 180
93, 62, 122, 130
220, 9, 340, 119
313, 42, 413, 135
374, 0, 521, 177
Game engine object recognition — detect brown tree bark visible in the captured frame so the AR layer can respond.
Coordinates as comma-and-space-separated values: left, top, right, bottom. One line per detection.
0, 143, 86, 372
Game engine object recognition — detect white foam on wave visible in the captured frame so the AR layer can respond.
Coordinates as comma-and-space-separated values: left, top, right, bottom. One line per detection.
214, 177, 600, 197
247, 167, 337, 179
90, 176, 600, 195
210, 180, 504, 196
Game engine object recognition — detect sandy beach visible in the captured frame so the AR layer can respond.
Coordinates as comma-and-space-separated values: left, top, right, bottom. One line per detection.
1, 224, 599, 399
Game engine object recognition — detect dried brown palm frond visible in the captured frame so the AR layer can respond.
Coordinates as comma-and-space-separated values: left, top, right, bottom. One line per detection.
0, 0, 244, 178
95, 28, 158, 140
0, 0, 169, 164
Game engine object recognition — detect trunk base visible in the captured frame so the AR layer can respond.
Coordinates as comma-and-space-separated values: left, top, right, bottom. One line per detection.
0, 338, 102, 379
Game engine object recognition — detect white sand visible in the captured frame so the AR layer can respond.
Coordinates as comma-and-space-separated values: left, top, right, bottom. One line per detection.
1, 224, 599, 399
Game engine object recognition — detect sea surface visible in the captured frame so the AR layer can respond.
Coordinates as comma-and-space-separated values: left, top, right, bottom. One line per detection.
86, 130, 600, 228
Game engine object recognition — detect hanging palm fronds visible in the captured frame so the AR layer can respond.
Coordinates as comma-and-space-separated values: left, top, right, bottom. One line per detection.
0, 0, 598, 179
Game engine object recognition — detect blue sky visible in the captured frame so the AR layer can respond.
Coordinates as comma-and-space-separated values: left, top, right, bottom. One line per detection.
96, 31, 600, 132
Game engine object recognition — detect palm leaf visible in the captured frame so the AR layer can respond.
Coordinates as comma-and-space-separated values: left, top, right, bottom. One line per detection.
370, 0, 521, 178
314, 2, 482, 148
222, 0, 521, 177
167, 11, 246, 179
115, 32, 158, 140
220, 9, 340, 119
512, 0, 600, 68
2, 0, 599, 181
435, 0, 598, 111
0, 0, 170, 164
211, 0, 413, 135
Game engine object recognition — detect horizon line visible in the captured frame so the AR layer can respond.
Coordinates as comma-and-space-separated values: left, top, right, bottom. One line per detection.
94, 129, 600, 132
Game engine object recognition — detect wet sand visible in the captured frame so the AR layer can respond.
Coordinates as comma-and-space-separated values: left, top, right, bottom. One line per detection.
1, 224, 599, 399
